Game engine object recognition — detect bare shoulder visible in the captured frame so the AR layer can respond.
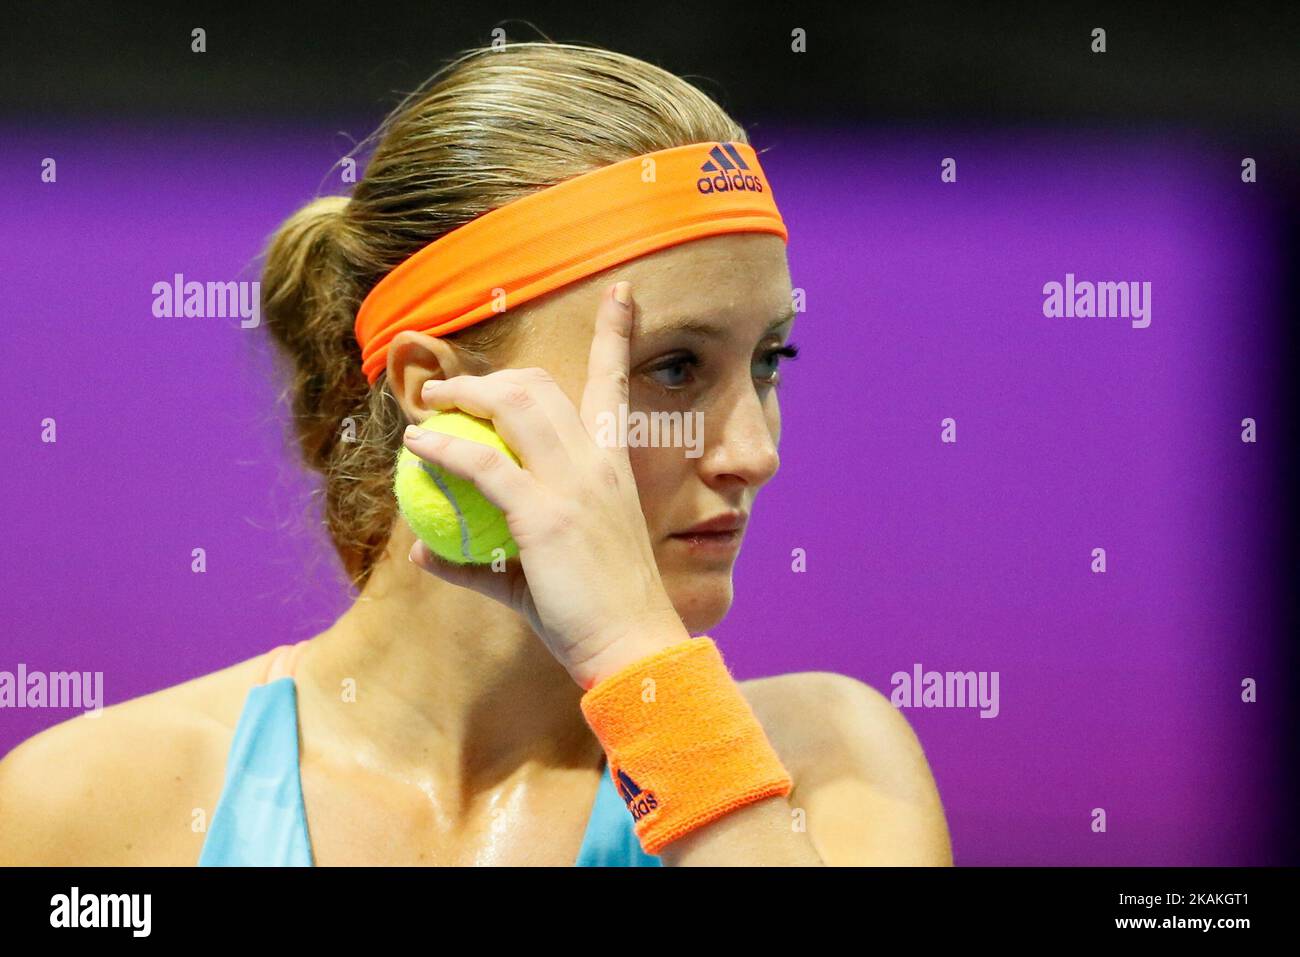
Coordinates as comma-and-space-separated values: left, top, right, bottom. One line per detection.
736, 671, 921, 782
0, 649, 275, 865
739, 671, 953, 865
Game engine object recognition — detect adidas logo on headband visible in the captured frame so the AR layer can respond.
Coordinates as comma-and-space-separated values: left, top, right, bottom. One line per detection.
697, 142, 767, 195
615, 767, 659, 822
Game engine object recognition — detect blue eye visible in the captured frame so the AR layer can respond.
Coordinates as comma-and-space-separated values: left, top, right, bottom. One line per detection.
755, 342, 799, 385
647, 354, 699, 389
644, 341, 799, 392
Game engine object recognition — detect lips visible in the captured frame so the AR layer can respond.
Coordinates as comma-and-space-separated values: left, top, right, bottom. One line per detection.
672, 512, 747, 537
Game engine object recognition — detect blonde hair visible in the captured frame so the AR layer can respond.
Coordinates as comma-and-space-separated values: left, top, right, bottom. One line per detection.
259, 40, 749, 592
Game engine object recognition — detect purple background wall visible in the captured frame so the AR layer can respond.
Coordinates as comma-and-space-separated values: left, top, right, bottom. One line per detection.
0, 121, 1288, 864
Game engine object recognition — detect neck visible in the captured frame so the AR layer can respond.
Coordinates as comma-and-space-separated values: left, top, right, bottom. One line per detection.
294, 529, 605, 803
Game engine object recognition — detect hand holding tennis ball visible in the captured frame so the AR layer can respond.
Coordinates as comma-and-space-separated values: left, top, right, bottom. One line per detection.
394, 410, 521, 565
397, 281, 691, 689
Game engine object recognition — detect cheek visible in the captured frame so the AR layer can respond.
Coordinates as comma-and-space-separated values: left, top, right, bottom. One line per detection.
627, 444, 685, 529
767, 396, 781, 444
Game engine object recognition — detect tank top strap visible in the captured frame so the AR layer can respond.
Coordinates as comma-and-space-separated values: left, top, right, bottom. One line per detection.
198, 639, 314, 866
263, 639, 310, 685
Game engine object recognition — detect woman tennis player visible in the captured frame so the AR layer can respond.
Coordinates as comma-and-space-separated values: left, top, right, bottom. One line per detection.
0, 41, 951, 866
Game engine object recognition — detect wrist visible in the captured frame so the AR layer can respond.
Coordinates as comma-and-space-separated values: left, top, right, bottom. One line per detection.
577, 635, 795, 855
574, 622, 692, 691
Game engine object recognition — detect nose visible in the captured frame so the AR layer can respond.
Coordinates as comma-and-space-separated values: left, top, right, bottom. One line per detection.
695, 386, 780, 492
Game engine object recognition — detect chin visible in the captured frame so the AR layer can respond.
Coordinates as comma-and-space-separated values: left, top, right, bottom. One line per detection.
662, 567, 734, 634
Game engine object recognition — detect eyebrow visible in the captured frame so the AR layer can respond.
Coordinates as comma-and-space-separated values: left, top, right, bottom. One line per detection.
641, 306, 796, 341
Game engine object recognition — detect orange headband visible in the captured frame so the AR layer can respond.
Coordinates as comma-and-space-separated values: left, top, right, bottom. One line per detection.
353, 140, 788, 384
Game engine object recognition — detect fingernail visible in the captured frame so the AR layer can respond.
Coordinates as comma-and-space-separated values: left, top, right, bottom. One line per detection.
404, 425, 425, 440
421, 380, 440, 396
613, 281, 632, 307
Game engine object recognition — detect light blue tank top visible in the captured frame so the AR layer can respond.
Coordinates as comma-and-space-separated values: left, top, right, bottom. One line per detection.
197, 672, 660, 867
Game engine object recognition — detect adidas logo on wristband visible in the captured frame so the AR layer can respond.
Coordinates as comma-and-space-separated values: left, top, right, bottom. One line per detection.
615, 767, 659, 822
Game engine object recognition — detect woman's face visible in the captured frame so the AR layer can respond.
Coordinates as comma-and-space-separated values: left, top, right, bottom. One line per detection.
511, 232, 796, 633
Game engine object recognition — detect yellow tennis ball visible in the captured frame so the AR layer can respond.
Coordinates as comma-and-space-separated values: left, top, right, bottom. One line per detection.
394, 410, 521, 565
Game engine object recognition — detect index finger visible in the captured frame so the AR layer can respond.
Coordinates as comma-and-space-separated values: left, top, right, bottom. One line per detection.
578, 281, 635, 446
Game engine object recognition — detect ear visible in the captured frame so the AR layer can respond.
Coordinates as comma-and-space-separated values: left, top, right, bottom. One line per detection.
386, 330, 487, 424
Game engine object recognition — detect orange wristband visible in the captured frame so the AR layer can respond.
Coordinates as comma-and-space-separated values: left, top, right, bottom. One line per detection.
578, 636, 794, 855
